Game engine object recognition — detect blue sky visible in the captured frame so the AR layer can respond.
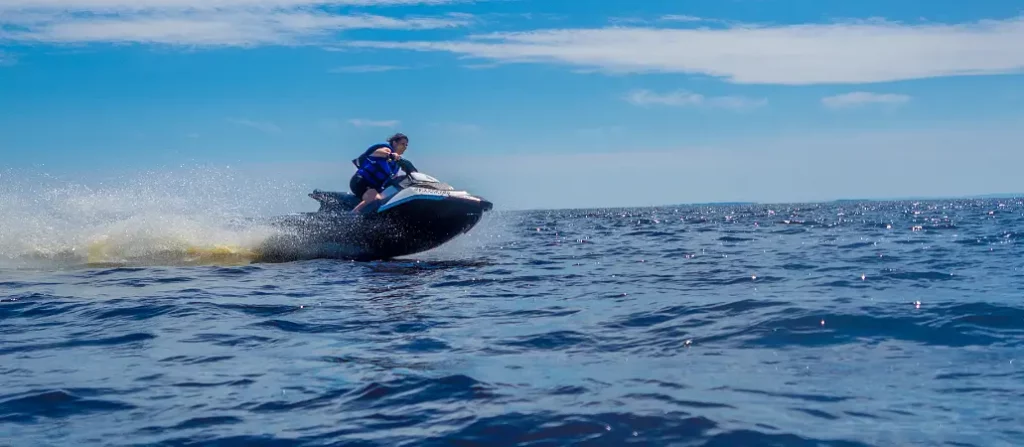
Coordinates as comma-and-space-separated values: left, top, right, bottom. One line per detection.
1, 0, 1023, 210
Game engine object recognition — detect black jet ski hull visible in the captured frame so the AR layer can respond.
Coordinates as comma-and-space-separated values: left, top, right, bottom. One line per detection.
255, 196, 492, 262
254, 170, 492, 262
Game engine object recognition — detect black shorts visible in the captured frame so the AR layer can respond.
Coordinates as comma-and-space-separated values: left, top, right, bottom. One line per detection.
350, 174, 375, 198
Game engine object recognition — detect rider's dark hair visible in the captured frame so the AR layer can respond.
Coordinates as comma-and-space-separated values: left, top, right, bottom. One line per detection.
388, 133, 408, 145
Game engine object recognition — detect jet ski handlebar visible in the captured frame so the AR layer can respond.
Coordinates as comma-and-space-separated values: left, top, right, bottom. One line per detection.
397, 158, 418, 174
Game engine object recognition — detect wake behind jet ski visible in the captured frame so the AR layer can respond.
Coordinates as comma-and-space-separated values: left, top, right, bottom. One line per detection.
256, 168, 493, 262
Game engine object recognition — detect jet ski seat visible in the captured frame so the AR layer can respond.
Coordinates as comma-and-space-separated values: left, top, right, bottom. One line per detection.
308, 189, 363, 213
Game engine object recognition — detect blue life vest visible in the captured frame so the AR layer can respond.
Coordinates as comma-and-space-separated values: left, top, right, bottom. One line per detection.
353, 143, 400, 189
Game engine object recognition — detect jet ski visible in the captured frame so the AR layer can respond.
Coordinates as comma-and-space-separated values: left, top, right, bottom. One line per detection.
256, 167, 493, 262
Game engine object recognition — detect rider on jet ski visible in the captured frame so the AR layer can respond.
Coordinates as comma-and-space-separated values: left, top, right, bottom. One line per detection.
350, 133, 417, 213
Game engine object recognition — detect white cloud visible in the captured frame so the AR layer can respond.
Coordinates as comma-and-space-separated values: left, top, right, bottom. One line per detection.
658, 15, 738, 28
627, 89, 703, 106
0, 0, 470, 46
627, 89, 767, 110
461, 62, 501, 69
345, 16, 1024, 85
822, 92, 911, 109
660, 15, 704, 23
0, 0, 464, 11
348, 118, 399, 127
610, 14, 730, 27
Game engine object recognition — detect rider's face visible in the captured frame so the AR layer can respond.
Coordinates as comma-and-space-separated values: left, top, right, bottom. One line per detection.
393, 139, 409, 154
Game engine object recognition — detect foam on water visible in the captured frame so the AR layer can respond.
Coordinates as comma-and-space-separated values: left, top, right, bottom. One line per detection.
0, 166, 313, 269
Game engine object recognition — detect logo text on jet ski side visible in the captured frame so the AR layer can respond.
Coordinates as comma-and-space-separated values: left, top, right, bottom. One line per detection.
404, 187, 479, 201
409, 187, 453, 197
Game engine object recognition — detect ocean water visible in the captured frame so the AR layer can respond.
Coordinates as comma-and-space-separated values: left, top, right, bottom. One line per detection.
2, 171, 1023, 446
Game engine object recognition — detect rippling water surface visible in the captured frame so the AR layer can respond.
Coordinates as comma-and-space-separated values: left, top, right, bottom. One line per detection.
3, 198, 1024, 446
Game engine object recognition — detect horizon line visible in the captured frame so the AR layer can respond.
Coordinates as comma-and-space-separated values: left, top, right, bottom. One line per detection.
494, 192, 1024, 212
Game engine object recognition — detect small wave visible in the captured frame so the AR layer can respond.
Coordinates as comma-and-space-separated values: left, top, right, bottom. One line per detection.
137, 416, 244, 435
0, 389, 136, 423
0, 332, 156, 356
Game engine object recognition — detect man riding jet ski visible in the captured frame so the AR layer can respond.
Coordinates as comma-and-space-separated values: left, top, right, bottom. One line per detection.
349, 133, 413, 214
257, 133, 492, 262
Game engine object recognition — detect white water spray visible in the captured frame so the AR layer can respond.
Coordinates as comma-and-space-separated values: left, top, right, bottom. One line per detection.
0, 166, 313, 269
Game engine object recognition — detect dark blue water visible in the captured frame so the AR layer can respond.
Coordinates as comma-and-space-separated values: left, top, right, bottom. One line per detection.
3, 199, 1023, 446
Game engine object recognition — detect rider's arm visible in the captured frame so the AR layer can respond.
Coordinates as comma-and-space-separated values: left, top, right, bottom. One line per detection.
369, 148, 403, 162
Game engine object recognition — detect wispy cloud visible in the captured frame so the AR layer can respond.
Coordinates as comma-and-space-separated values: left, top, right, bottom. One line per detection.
626, 89, 767, 110
0, 50, 14, 66
228, 118, 281, 133
329, 64, 409, 73
660, 14, 704, 23
611, 14, 729, 27
345, 16, 1024, 85
461, 62, 501, 69
0, 0, 467, 10
658, 15, 737, 28
0, 0, 471, 46
822, 92, 912, 109
348, 118, 399, 127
